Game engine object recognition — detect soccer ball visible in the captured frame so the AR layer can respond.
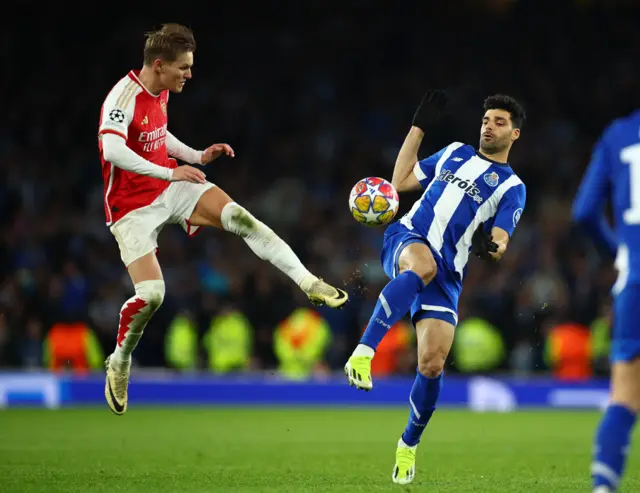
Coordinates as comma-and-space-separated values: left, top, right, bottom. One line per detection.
349, 177, 400, 227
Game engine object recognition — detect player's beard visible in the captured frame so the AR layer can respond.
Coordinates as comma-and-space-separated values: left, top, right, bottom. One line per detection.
479, 135, 510, 156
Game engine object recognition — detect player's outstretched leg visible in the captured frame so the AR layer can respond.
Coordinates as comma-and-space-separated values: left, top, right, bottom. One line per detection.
591, 361, 640, 492
345, 242, 435, 391
105, 254, 165, 415
220, 202, 348, 307
189, 188, 348, 308
392, 316, 454, 485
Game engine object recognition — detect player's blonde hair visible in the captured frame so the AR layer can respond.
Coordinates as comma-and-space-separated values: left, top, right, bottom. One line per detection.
143, 24, 196, 66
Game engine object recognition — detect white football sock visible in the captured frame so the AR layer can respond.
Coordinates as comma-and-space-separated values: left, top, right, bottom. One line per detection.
398, 437, 417, 450
112, 280, 165, 368
353, 344, 375, 358
220, 202, 314, 288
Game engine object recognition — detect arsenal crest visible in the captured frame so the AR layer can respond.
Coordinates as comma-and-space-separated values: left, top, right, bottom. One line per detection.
160, 100, 167, 116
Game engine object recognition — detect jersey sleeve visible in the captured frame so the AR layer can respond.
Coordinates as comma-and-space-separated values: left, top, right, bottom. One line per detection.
493, 182, 526, 237
102, 133, 173, 181
413, 142, 464, 188
571, 131, 617, 257
166, 131, 203, 164
98, 82, 137, 140
413, 147, 446, 188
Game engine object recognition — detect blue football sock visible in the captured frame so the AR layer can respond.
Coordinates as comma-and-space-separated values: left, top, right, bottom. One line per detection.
359, 271, 424, 350
401, 370, 443, 446
592, 403, 637, 491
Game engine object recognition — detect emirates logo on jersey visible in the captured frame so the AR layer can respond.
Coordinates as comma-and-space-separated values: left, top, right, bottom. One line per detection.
139, 123, 167, 152
160, 100, 167, 115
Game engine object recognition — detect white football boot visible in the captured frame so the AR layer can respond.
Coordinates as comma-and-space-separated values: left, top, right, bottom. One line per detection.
104, 354, 130, 415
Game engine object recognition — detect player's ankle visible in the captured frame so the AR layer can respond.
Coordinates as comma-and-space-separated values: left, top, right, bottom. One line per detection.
299, 274, 319, 292
353, 344, 375, 358
112, 349, 132, 369
398, 436, 417, 449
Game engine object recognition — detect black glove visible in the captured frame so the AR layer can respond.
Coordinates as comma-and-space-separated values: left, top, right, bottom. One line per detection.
471, 222, 499, 261
412, 89, 448, 132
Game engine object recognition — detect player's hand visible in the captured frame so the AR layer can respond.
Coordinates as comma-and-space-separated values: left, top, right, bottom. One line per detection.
201, 143, 235, 165
171, 165, 207, 184
471, 222, 499, 261
412, 89, 448, 132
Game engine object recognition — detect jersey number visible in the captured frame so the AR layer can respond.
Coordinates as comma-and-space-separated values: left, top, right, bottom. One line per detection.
622, 143, 640, 225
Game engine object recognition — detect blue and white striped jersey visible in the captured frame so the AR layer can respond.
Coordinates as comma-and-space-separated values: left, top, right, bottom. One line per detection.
399, 142, 526, 280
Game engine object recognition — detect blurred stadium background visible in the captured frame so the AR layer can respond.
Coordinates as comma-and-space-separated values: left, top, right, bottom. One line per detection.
2, 1, 640, 491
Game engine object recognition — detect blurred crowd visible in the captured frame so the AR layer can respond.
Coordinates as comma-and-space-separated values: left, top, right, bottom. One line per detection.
1, 1, 638, 375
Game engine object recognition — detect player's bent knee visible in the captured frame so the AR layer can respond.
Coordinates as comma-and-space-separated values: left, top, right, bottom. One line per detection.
610, 358, 640, 412
414, 261, 437, 285
398, 243, 437, 285
400, 262, 436, 286
189, 186, 233, 228
134, 280, 166, 312
415, 319, 454, 378
220, 202, 263, 238
417, 354, 445, 378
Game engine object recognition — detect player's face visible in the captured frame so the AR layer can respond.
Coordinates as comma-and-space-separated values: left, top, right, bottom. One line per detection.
157, 51, 193, 93
479, 109, 520, 154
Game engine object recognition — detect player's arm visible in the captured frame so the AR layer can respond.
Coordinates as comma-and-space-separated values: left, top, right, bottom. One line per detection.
392, 90, 448, 193
101, 134, 206, 184
474, 182, 526, 262
571, 135, 617, 258
166, 131, 203, 164
101, 134, 205, 183
392, 127, 426, 192
489, 227, 510, 260
102, 133, 174, 180
166, 131, 235, 165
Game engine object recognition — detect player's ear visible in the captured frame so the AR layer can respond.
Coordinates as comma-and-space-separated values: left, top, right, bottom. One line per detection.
153, 59, 165, 73
511, 128, 520, 142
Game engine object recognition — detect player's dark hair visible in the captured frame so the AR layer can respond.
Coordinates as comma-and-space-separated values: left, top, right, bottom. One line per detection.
143, 24, 196, 65
483, 94, 526, 129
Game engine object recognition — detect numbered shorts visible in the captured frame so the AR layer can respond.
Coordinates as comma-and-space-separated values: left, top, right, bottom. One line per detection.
110, 180, 215, 267
611, 282, 640, 362
381, 222, 461, 327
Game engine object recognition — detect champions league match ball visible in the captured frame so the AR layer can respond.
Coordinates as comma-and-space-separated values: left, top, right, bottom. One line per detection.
349, 177, 400, 227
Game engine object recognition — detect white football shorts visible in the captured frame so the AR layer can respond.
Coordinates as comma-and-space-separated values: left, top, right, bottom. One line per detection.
110, 180, 215, 267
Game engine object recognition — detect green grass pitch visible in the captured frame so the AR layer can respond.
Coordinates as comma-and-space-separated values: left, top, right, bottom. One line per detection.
1, 408, 640, 492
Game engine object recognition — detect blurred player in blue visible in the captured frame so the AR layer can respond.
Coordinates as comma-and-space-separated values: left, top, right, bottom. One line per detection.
572, 109, 640, 493
344, 90, 527, 484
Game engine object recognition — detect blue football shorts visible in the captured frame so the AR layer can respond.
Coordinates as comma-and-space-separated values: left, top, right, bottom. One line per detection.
381, 222, 461, 327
